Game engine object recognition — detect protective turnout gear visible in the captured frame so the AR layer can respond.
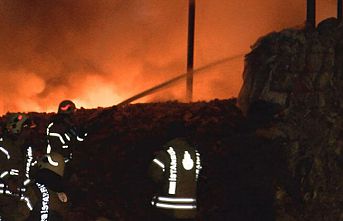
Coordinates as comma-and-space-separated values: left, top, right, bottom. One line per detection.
31, 100, 86, 220
0, 113, 36, 220
35, 152, 66, 193
5, 113, 31, 135
149, 138, 202, 220
37, 152, 65, 177
0, 143, 34, 210
45, 121, 87, 163
46, 100, 87, 164
44, 99, 86, 182
27, 181, 65, 221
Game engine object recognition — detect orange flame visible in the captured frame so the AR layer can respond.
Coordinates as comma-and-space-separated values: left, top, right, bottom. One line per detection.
0, 0, 337, 115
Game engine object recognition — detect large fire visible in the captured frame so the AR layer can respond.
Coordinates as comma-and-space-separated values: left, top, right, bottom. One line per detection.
0, 0, 337, 114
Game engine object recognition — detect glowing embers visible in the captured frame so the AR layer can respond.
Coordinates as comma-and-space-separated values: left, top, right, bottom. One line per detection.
182, 151, 194, 170
167, 147, 177, 194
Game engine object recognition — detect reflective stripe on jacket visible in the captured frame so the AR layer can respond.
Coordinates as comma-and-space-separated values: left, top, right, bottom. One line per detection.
150, 138, 202, 219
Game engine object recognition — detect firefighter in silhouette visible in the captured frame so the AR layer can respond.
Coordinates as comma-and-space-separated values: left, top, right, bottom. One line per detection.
0, 113, 37, 221
44, 100, 87, 165
31, 100, 87, 220
149, 122, 202, 221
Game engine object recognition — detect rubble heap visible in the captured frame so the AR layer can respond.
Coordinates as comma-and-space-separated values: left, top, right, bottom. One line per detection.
239, 18, 343, 221
2, 100, 247, 220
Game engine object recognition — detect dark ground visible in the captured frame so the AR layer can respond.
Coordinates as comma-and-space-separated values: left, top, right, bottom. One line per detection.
0, 99, 306, 221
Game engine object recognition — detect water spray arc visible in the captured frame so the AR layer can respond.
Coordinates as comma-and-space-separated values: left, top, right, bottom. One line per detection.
117, 53, 245, 106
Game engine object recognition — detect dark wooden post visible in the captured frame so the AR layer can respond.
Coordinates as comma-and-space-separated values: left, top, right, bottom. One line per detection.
187, 0, 195, 102
338, 0, 342, 21
306, 0, 316, 29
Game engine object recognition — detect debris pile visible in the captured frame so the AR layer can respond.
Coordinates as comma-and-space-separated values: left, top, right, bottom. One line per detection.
239, 17, 343, 221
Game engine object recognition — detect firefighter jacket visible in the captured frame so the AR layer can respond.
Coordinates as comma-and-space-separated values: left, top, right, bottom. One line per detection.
0, 134, 34, 210
36, 114, 86, 193
34, 152, 66, 193
45, 114, 86, 164
149, 137, 202, 219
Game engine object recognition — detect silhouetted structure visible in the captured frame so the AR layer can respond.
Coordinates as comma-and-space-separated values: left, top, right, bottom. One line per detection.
338, 0, 342, 21
187, 0, 195, 102
307, 0, 316, 29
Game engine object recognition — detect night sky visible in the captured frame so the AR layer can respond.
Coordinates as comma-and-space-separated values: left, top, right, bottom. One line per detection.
0, 0, 336, 114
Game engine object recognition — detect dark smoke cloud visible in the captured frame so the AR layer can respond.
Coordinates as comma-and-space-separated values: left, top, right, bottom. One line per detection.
0, 0, 337, 114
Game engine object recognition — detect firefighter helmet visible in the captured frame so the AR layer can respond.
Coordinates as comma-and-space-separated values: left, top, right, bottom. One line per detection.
6, 113, 30, 134
58, 100, 76, 114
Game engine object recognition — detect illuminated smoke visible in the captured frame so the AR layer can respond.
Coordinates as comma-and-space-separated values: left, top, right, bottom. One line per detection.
0, 0, 337, 114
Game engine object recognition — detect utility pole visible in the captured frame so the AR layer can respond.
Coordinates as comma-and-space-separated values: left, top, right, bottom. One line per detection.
187, 0, 195, 102
306, 0, 316, 29
338, 0, 342, 21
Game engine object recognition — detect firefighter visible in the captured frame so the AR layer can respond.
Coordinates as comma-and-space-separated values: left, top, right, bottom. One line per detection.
0, 113, 36, 221
149, 122, 202, 221
29, 152, 67, 221
30, 100, 86, 220
45, 100, 87, 165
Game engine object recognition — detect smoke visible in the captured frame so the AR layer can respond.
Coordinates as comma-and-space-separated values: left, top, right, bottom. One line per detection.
0, 0, 337, 114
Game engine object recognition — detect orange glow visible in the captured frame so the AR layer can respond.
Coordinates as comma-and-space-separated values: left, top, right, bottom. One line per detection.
0, 0, 338, 114
72, 75, 123, 109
